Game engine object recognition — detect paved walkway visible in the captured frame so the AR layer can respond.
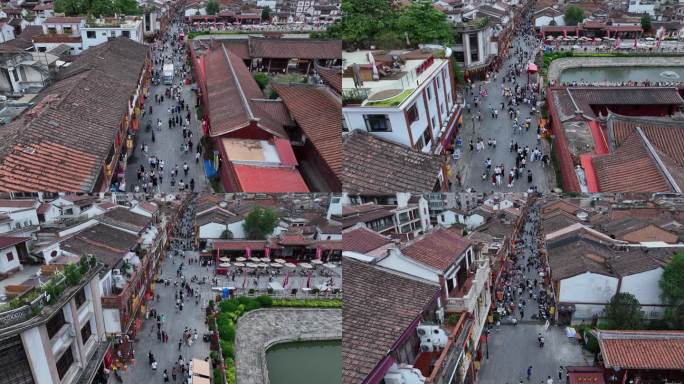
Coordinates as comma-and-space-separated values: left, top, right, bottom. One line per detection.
125, 18, 208, 193
452, 32, 556, 193
118, 197, 211, 383
234, 308, 342, 384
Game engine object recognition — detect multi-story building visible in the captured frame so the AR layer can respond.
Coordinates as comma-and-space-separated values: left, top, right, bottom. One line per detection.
342, 47, 462, 156
0, 258, 108, 384
81, 17, 144, 50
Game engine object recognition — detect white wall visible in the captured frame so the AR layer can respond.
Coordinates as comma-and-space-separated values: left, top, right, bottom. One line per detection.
0, 245, 20, 274
21, 327, 55, 384
620, 268, 663, 305
377, 249, 440, 283
227, 220, 246, 239
103, 308, 121, 334
438, 210, 460, 226
199, 222, 226, 239
559, 272, 618, 303
130, 205, 153, 217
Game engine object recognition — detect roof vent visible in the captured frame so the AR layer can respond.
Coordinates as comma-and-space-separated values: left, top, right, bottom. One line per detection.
219, 202, 227, 208
576, 211, 588, 221
21, 146, 36, 155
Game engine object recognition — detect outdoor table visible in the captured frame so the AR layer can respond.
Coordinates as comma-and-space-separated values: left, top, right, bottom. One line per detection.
219, 257, 230, 262
274, 258, 286, 263
218, 262, 230, 268
259, 257, 271, 262
299, 263, 313, 269
257, 263, 269, 268
270, 263, 283, 268
233, 262, 245, 267
236, 257, 247, 262
246, 262, 259, 268
284, 262, 297, 268
311, 260, 324, 265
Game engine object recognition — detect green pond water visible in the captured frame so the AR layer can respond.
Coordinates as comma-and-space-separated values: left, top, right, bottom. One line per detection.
559, 66, 684, 83
266, 340, 341, 384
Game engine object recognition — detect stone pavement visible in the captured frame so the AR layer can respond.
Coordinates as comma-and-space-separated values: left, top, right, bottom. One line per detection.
451, 34, 556, 193
125, 20, 208, 193
234, 308, 342, 384
478, 323, 592, 384
118, 249, 212, 383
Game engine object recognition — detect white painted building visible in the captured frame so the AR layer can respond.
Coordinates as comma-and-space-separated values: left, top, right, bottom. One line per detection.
0, 199, 40, 232
0, 22, 15, 43
81, 17, 144, 51
437, 209, 486, 229
342, 48, 461, 155
0, 236, 28, 274
628, 0, 656, 16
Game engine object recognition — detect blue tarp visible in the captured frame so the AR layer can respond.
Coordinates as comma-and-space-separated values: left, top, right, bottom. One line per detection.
204, 159, 217, 178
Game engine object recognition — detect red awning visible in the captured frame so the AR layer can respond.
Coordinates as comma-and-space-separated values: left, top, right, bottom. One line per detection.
527, 63, 538, 73
568, 371, 605, 384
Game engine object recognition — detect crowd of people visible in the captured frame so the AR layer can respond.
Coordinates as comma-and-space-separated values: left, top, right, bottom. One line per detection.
133, 14, 202, 193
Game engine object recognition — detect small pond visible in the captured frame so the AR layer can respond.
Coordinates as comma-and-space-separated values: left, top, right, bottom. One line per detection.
559, 66, 684, 83
266, 340, 341, 384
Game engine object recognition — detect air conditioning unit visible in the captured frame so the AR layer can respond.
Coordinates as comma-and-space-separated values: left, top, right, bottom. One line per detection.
419, 342, 434, 353
112, 269, 121, 276
385, 365, 427, 384
417, 325, 448, 349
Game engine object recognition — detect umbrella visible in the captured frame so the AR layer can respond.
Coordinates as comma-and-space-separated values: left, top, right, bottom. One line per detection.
311, 259, 324, 265
645, 37, 655, 41
219, 257, 230, 262
284, 262, 297, 268
602, 36, 610, 40
233, 262, 245, 267
259, 257, 272, 262
219, 262, 230, 268
270, 263, 283, 268
236, 257, 246, 262
299, 263, 313, 269
257, 262, 269, 268
246, 262, 259, 268
275, 258, 286, 263
572, 44, 580, 49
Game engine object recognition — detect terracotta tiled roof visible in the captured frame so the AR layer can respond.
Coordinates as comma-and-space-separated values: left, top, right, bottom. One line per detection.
343, 130, 444, 193
0, 37, 148, 192
250, 99, 294, 127
0, 199, 37, 208
568, 87, 684, 118
249, 37, 341, 60
61, 223, 139, 268
137, 201, 158, 213
0, 236, 29, 249
0, 26, 42, 52
196, 209, 240, 227
597, 330, 684, 370
32, 3, 53, 10
342, 257, 439, 384
204, 46, 287, 138
316, 66, 342, 94
339, 205, 395, 229
546, 234, 614, 279
401, 227, 472, 271
592, 132, 674, 192
272, 83, 342, 181
609, 114, 684, 169
96, 206, 151, 233
220, 40, 250, 59
342, 226, 392, 254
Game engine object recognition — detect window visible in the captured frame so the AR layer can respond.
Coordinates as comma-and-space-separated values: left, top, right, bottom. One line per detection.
63, 27, 72, 34
38, 47, 47, 52
12, 69, 19, 82
363, 114, 391, 132
436, 78, 441, 89
47, 27, 56, 34
406, 103, 419, 123
46, 310, 66, 339
427, 86, 432, 100
469, 33, 479, 63
80, 322, 92, 343
101, 32, 106, 36
74, 288, 87, 308
122, 30, 130, 38
86, 31, 96, 38
341, 119, 348, 132
422, 129, 431, 149
431, 116, 437, 129
55, 348, 74, 380
5, 252, 13, 262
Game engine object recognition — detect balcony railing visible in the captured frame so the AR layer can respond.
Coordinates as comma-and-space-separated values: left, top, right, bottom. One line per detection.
427, 316, 473, 384
446, 259, 490, 313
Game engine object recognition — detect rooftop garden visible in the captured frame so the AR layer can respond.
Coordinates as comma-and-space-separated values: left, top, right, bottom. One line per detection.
365, 88, 415, 107
206, 295, 342, 384
0, 255, 98, 327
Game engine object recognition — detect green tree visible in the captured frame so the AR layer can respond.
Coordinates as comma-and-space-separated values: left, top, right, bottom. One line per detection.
453, 60, 464, 87
261, 6, 271, 22
253, 72, 269, 90
374, 30, 404, 50
242, 207, 278, 240
395, 1, 454, 46
660, 252, 684, 318
206, 0, 219, 16
564, 5, 585, 26
605, 293, 643, 329
54, 0, 85, 16
327, 0, 395, 48
641, 13, 652, 32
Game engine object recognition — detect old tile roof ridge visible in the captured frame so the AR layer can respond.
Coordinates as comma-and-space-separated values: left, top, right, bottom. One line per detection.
221, 43, 255, 121
635, 126, 683, 193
